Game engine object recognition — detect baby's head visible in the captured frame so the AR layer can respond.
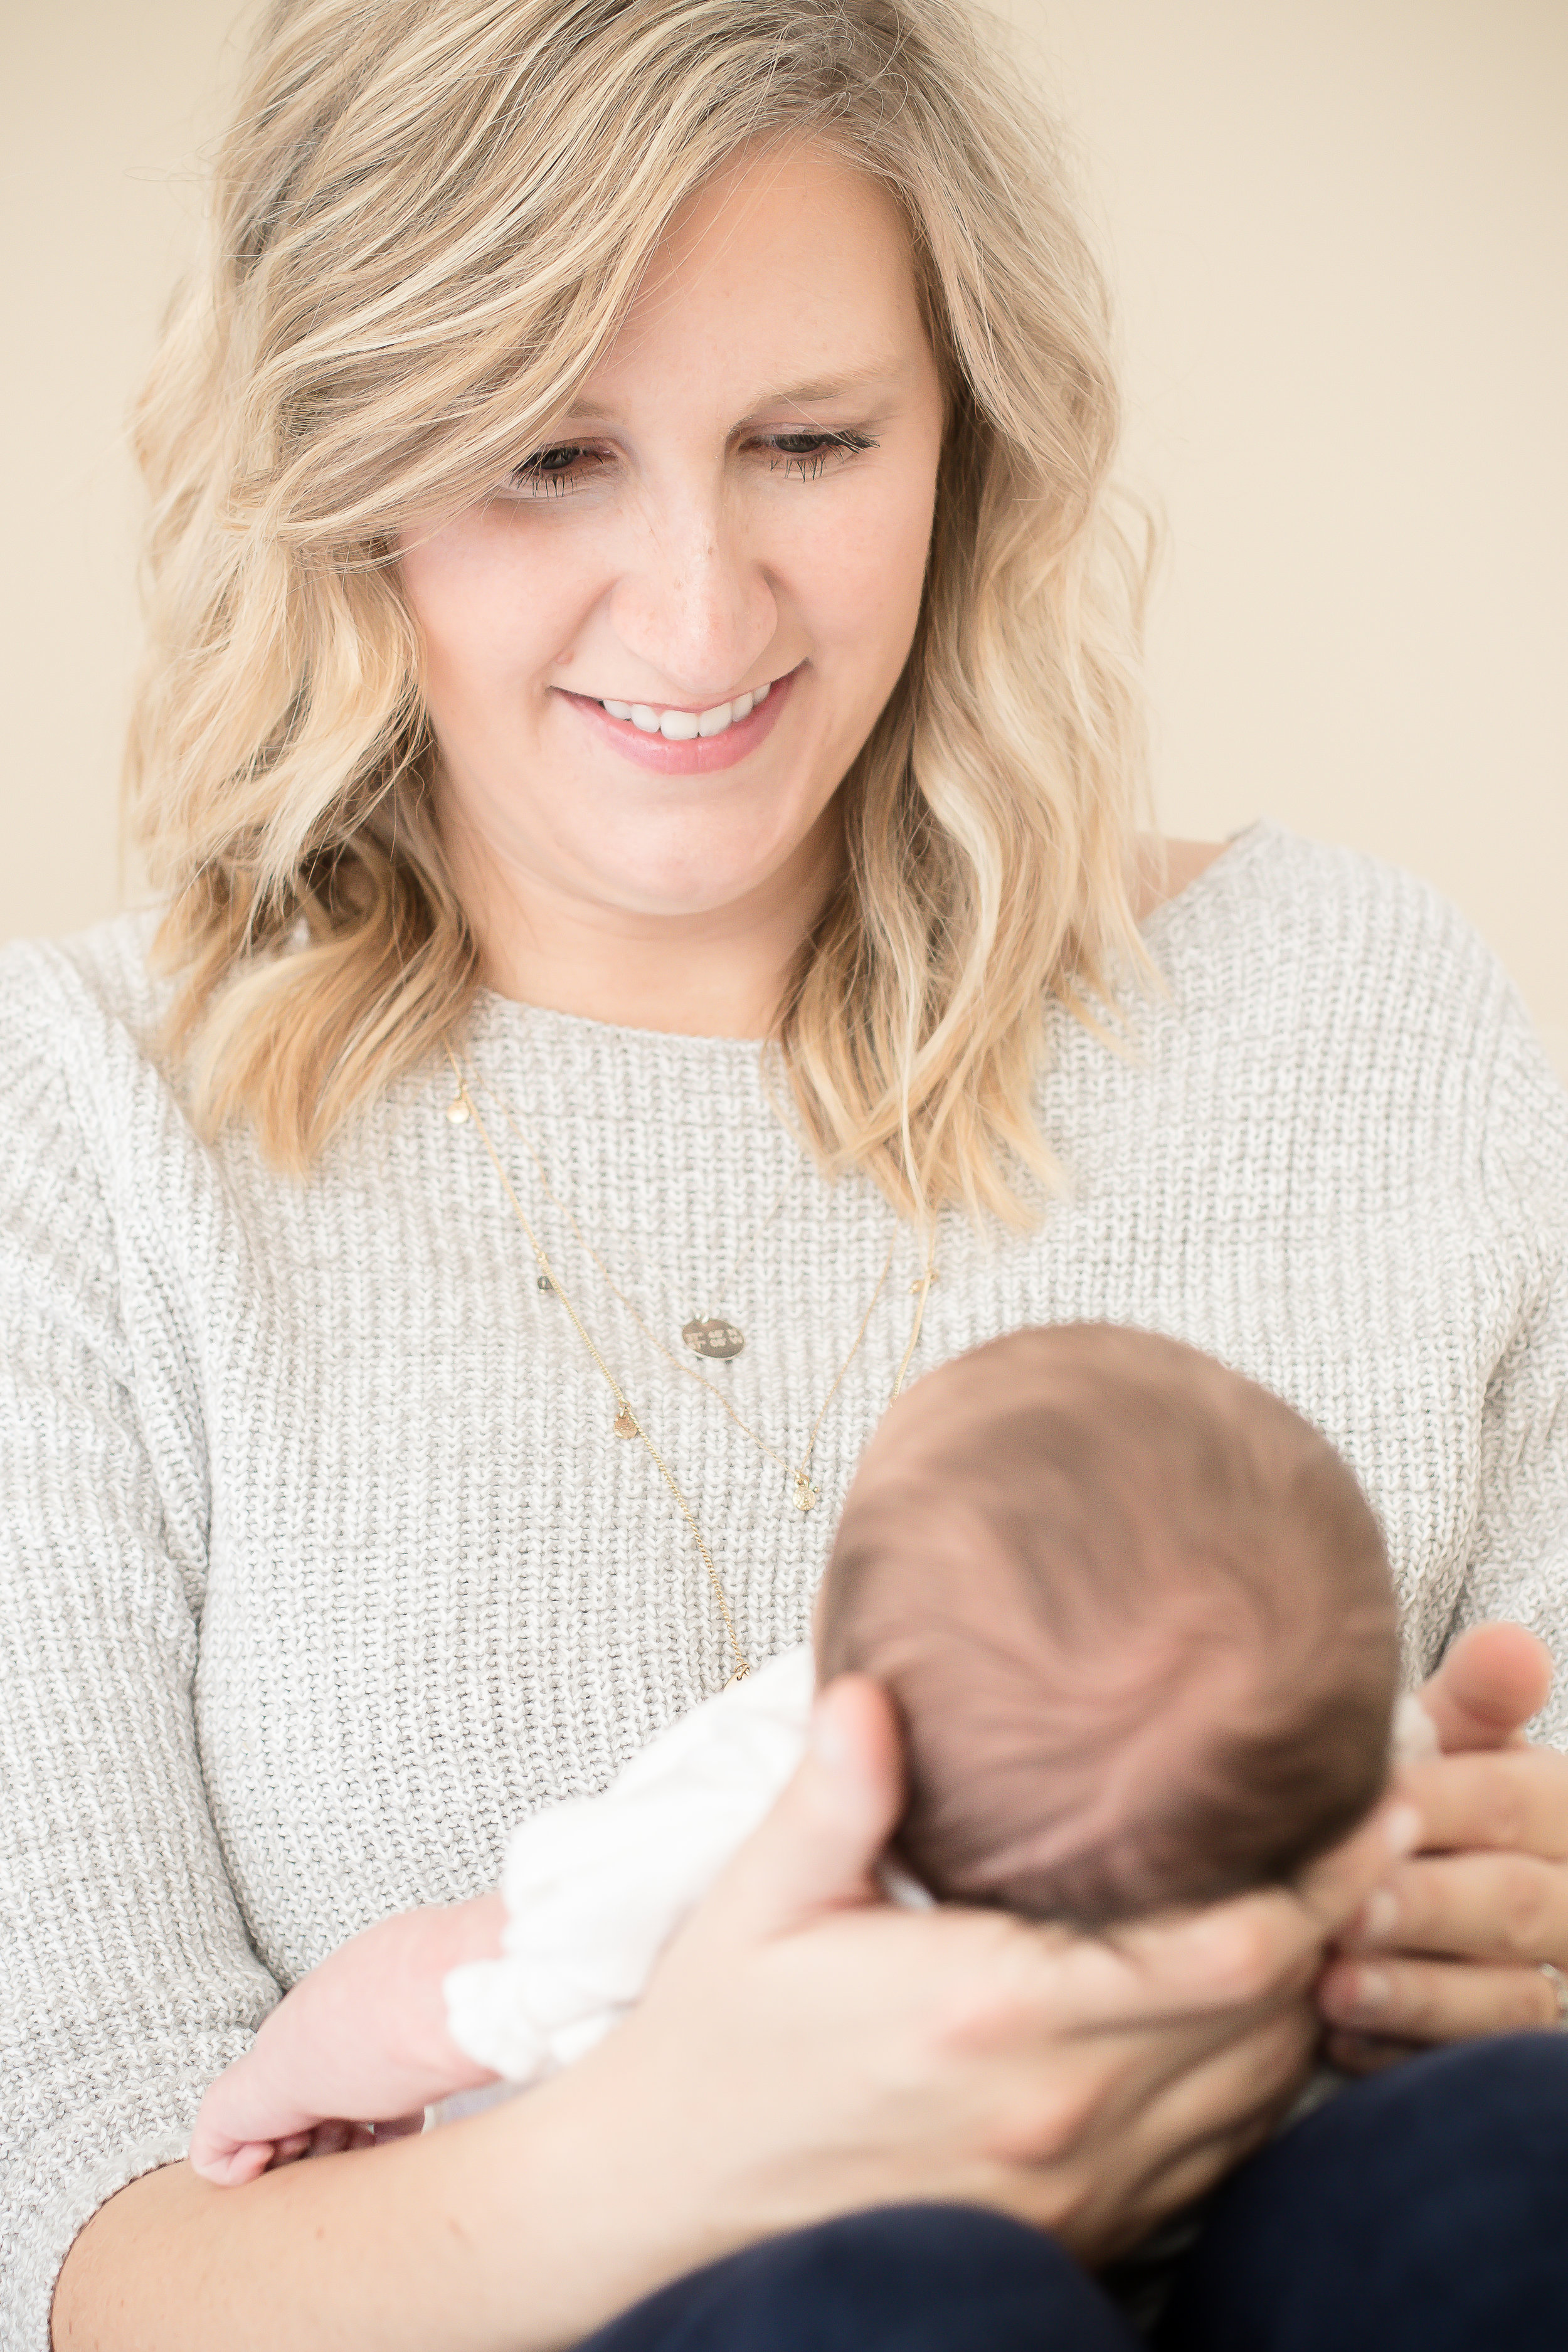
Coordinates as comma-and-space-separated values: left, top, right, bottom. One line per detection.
816, 1325, 1400, 1924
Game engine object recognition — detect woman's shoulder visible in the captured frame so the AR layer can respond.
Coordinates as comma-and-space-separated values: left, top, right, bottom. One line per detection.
0, 906, 172, 1047
1150, 818, 1497, 988
0, 909, 184, 1199
1138, 818, 1566, 1216
1150, 819, 1523, 1055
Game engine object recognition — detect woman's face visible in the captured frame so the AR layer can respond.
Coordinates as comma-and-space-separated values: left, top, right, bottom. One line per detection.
398, 142, 945, 939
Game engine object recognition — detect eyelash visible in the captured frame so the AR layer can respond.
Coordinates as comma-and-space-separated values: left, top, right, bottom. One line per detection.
504, 428, 877, 499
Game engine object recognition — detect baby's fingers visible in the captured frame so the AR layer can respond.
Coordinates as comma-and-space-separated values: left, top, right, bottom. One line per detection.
189, 2137, 279, 2187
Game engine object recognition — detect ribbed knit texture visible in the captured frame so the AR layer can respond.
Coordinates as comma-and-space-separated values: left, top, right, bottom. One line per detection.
3, 823, 1565, 2344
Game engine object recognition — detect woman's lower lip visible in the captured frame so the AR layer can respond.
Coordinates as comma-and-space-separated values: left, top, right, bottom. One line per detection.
559, 665, 798, 773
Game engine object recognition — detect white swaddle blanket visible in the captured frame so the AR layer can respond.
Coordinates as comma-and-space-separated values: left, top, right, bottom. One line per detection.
442, 1643, 1439, 2100
443, 1645, 820, 2087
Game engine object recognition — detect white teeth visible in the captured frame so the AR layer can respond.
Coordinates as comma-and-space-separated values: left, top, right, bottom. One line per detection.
598, 679, 776, 736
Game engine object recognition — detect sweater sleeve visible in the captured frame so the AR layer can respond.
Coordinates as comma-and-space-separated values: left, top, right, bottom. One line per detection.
0, 951, 279, 2351
1449, 988, 1568, 1749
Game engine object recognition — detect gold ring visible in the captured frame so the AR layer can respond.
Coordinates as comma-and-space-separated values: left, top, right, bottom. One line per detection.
1538, 1961, 1568, 2032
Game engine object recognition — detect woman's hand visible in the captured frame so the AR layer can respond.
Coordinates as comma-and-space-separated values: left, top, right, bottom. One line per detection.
1321, 1623, 1568, 2069
569, 1673, 1419, 2277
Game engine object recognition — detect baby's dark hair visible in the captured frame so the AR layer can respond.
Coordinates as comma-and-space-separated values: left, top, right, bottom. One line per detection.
816, 1325, 1399, 1926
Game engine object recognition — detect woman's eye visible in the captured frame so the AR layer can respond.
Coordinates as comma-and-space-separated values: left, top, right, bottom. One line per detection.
502, 428, 876, 497
504, 445, 602, 497
762, 430, 876, 480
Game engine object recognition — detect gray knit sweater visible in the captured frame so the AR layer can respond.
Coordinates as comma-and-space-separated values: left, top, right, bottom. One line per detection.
3, 822, 1566, 2344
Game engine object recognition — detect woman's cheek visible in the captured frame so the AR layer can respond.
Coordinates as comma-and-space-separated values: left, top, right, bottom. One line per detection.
800, 492, 934, 692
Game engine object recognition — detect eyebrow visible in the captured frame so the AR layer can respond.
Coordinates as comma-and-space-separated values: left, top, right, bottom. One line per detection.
560, 363, 906, 433
755, 368, 903, 409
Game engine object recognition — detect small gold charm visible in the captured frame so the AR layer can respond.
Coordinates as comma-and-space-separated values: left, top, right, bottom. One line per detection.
536, 1273, 555, 1293
445, 1096, 470, 1124
682, 1316, 745, 1361
613, 1404, 638, 1439
793, 1472, 820, 1513
908, 1267, 938, 1294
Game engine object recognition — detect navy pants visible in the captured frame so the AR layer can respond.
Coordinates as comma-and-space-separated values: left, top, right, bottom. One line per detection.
576, 2037, 1568, 2350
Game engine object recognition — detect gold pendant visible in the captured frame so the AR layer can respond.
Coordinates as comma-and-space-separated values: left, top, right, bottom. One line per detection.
683, 1316, 745, 1361
792, 1472, 820, 1513
445, 1096, 470, 1124
613, 1404, 637, 1439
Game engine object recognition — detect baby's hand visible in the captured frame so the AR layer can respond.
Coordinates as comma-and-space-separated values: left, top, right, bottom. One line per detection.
189, 2064, 387, 2186
190, 1894, 506, 2185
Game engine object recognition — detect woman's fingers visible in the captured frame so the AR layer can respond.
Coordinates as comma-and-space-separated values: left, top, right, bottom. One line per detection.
928, 1791, 1423, 2055
1103, 1794, 1422, 2020
1340, 1848, 1568, 1964
1318, 1949, 1565, 2043
1416, 1623, 1554, 1751
1400, 1746, 1568, 1862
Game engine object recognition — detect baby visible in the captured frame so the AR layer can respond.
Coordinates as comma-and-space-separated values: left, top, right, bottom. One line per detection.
190, 1323, 1408, 2183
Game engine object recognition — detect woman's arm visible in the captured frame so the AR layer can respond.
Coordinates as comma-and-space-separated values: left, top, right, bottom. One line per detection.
56, 1677, 1413, 2350
1320, 1000, 1568, 2062
0, 952, 284, 2345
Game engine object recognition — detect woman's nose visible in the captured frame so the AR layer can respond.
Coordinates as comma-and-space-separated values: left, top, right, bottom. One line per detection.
610, 502, 778, 701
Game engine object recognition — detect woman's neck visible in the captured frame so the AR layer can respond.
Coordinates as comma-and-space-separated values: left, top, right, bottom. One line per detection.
443, 798, 846, 1039
447, 812, 1224, 1039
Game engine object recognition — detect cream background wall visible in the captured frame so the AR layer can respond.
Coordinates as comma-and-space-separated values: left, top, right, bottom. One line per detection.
2, 1, 1563, 1074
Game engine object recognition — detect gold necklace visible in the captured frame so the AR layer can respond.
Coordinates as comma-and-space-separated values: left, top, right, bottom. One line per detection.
614, 1159, 799, 1364
443, 1050, 938, 1684
672, 1172, 797, 1362
466, 1065, 914, 1517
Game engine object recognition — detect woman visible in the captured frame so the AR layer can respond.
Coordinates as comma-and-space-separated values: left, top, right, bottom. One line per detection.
4, 1, 1566, 2346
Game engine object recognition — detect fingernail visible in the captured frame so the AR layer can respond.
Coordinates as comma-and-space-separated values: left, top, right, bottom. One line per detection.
1383, 1801, 1422, 1858
1350, 1966, 1392, 2016
1359, 1888, 1399, 1944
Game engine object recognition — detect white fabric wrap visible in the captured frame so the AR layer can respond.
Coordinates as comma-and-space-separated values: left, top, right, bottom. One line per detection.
442, 1689, 1447, 2092
443, 1646, 815, 2082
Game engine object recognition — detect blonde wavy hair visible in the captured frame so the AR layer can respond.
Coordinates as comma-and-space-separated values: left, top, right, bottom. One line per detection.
130, 0, 1153, 1224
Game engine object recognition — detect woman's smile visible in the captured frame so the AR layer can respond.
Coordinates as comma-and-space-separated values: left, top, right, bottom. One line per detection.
556, 664, 798, 775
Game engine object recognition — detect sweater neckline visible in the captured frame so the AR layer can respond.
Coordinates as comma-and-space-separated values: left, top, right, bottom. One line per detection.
470, 820, 1273, 1064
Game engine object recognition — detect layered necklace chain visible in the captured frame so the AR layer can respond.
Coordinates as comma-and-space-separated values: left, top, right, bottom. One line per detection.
443, 1047, 937, 1683
459, 1061, 906, 1515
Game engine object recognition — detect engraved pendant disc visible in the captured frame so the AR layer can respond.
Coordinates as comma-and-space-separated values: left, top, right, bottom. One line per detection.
682, 1316, 746, 1361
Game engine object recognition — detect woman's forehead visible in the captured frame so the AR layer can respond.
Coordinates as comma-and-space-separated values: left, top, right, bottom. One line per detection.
568, 144, 928, 414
